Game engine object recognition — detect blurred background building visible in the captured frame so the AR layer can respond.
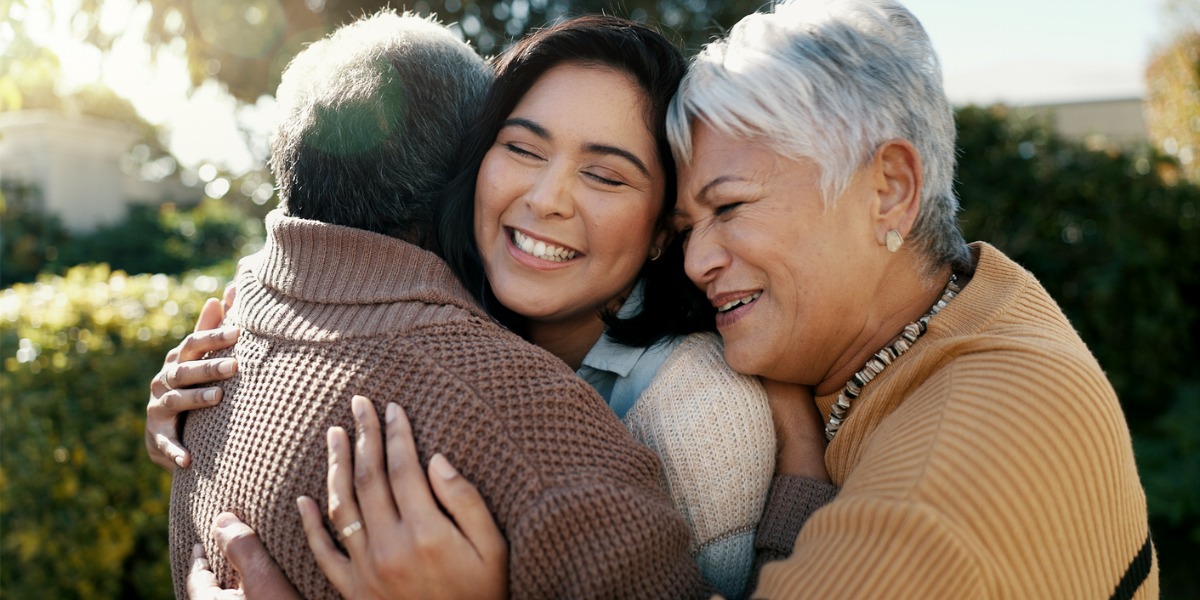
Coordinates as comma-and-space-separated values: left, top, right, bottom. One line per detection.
0, 109, 200, 231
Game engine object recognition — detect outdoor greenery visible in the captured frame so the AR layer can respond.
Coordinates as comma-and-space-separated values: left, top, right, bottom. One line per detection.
1, 265, 230, 599
0, 195, 261, 287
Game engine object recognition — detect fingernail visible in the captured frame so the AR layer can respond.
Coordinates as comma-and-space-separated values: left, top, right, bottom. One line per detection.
174, 455, 186, 468
203, 389, 217, 402
352, 395, 367, 420
385, 403, 398, 424
193, 543, 205, 559
431, 453, 458, 480
214, 512, 237, 528
223, 327, 241, 340
218, 359, 236, 376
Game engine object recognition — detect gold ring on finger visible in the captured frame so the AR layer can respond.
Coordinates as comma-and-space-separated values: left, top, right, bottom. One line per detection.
160, 370, 176, 392
336, 520, 362, 542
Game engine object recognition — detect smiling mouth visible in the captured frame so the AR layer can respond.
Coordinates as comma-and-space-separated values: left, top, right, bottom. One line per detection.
511, 229, 579, 262
717, 292, 761, 313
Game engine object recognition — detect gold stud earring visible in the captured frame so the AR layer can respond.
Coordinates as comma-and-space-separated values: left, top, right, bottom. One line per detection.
886, 230, 904, 253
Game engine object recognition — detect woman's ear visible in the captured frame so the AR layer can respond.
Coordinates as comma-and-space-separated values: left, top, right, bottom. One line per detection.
649, 224, 672, 261
871, 139, 922, 246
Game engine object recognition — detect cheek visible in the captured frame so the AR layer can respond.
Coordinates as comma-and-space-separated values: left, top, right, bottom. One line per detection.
595, 197, 659, 257
474, 156, 509, 232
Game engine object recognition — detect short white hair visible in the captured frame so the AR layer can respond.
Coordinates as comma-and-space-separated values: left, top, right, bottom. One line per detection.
668, 0, 969, 273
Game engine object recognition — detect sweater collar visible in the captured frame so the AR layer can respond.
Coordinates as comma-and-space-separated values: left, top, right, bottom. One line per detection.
249, 209, 486, 318
922, 242, 1031, 342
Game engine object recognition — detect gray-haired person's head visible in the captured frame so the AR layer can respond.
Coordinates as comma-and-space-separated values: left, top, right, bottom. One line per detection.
271, 10, 490, 245
668, 0, 970, 274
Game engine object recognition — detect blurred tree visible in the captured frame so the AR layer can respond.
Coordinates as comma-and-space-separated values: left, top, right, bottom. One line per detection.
56, 0, 759, 104
1145, 0, 1200, 183
0, 180, 69, 286
0, 22, 63, 112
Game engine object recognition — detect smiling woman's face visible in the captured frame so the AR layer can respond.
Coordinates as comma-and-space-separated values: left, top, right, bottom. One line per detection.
473, 63, 666, 331
676, 122, 881, 385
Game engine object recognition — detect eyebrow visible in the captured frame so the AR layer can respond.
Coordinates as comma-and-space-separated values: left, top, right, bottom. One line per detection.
501, 118, 550, 140
675, 175, 751, 221
583, 143, 651, 178
695, 175, 748, 202
499, 118, 651, 178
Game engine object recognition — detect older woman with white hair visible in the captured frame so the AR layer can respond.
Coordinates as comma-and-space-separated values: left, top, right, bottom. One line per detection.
667, 0, 1157, 597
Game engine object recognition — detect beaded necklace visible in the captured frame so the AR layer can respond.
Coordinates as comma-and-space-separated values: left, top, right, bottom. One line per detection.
825, 274, 961, 441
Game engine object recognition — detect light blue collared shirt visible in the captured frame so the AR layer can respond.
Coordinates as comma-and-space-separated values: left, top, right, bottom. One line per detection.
576, 282, 685, 418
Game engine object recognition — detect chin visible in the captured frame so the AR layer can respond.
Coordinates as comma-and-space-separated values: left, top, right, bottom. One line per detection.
721, 342, 767, 378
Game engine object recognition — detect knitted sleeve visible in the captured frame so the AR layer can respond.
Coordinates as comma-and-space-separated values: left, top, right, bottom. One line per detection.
752, 475, 838, 571
622, 333, 775, 600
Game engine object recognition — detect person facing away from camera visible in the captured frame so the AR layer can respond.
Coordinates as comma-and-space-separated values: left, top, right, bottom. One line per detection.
166, 10, 709, 599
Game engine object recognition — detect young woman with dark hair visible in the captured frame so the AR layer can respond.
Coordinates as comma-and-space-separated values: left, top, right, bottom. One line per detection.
432, 19, 780, 594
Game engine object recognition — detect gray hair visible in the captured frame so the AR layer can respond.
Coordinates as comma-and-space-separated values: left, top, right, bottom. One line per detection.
667, 0, 970, 274
271, 10, 490, 243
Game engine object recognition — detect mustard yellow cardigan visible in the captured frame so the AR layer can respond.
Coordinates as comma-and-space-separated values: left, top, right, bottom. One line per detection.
754, 243, 1156, 599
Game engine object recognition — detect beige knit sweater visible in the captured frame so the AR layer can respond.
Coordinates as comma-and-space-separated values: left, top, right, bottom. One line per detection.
169, 210, 709, 599
753, 243, 1157, 599
624, 332, 775, 600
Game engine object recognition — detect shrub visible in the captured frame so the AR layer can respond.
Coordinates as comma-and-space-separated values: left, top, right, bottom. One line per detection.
53, 199, 262, 279
1, 195, 262, 286
0, 264, 228, 599
0, 179, 69, 286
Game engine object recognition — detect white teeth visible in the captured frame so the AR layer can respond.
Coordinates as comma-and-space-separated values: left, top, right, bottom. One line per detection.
512, 230, 577, 262
718, 292, 761, 312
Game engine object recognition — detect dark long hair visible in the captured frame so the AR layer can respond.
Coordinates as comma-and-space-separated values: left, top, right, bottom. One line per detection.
435, 14, 714, 346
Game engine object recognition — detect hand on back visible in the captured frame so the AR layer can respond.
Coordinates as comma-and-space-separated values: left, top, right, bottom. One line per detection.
144, 284, 240, 471
187, 394, 508, 599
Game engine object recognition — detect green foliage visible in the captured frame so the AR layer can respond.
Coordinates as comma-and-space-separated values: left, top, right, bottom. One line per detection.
955, 105, 1200, 597
0, 179, 69, 286
1, 197, 263, 285
54, 199, 262, 279
1, 264, 229, 599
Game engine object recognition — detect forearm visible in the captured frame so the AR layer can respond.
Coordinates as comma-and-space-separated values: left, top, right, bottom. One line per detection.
751, 475, 839, 580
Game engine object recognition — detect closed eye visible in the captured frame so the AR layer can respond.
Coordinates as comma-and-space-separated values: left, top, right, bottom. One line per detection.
715, 202, 742, 216
584, 171, 624, 187
678, 227, 692, 250
504, 143, 544, 160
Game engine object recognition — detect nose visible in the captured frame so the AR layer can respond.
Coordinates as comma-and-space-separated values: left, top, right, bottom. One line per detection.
683, 224, 729, 288
524, 164, 576, 219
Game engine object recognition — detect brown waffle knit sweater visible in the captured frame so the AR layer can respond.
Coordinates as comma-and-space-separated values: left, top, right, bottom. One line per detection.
753, 243, 1157, 599
168, 210, 707, 599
